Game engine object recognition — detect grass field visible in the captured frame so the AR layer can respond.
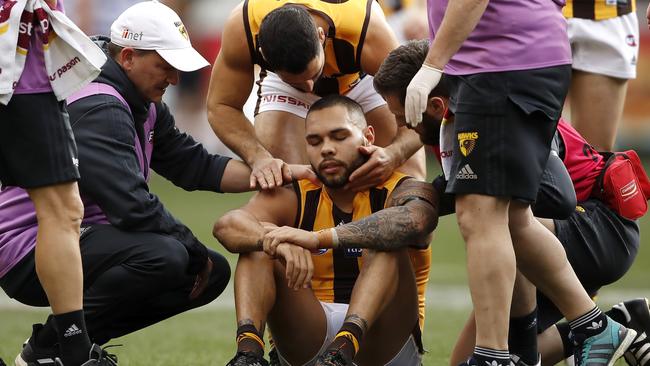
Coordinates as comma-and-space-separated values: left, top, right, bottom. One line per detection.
1, 163, 649, 365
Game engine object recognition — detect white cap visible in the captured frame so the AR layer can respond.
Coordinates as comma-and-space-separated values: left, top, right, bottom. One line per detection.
110, 0, 209, 72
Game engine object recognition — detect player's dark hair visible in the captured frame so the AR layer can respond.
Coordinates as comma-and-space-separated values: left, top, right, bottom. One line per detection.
373, 40, 449, 104
258, 6, 321, 74
307, 95, 366, 128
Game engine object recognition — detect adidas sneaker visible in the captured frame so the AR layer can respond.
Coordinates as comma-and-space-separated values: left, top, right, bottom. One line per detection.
572, 315, 637, 366
612, 298, 650, 366
15, 324, 59, 366
53, 344, 118, 366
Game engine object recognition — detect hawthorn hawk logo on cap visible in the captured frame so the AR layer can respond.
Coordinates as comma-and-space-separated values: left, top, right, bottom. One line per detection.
174, 21, 188, 40
458, 131, 478, 157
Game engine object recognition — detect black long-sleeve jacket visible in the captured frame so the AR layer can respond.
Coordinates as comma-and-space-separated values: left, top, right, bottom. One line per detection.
67, 37, 231, 274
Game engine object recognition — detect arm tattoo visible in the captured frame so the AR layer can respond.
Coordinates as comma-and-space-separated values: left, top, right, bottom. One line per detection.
387, 179, 438, 209
336, 179, 438, 251
344, 314, 369, 333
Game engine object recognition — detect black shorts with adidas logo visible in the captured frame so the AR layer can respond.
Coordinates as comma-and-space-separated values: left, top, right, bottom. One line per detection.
445, 65, 572, 202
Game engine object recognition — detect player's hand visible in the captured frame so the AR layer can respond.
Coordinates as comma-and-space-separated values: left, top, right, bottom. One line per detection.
346, 145, 397, 192
44, 0, 57, 9
263, 226, 319, 256
275, 243, 314, 290
250, 157, 286, 190
284, 164, 320, 186
646, 2, 650, 29
405, 63, 443, 127
189, 257, 213, 300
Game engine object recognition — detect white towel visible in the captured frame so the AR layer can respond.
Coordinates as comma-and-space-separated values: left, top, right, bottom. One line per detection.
439, 116, 454, 180
0, 0, 106, 105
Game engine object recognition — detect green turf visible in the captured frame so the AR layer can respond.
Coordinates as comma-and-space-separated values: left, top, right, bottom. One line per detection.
1, 164, 648, 365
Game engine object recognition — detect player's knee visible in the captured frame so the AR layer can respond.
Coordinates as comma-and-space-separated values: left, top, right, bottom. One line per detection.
29, 182, 84, 228
456, 195, 508, 239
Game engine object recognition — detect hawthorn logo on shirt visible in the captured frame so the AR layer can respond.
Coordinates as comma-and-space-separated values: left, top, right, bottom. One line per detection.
457, 131, 478, 157
174, 21, 188, 40
626, 34, 637, 47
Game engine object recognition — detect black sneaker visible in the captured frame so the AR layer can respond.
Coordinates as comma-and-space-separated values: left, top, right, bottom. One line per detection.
225, 351, 269, 366
612, 298, 650, 366
510, 354, 541, 366
267, 347, 280, 366
54, 344, 118, 366
15, 324, 59, 366
314, 348, 353, 366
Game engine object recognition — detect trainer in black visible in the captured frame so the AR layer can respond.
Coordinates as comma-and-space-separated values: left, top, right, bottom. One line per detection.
54, 344, 118, 366
15, 324, 59, 366
612, 298, 650, 366
225, 351, 269, 366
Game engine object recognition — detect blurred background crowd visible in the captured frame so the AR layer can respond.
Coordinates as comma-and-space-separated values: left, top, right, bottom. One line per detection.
62, 0, 650, 157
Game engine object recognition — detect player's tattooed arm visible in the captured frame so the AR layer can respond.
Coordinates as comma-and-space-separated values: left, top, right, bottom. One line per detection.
336, 179, 439, 250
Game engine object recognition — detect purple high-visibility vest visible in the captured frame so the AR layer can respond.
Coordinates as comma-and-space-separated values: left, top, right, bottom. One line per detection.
0, 83, 157, 278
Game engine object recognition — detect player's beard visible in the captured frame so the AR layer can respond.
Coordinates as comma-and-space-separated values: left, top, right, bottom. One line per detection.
313, 154, 367, 189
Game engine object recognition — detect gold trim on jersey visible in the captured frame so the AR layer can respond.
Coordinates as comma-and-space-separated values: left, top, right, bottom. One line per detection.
293, 172, 431, 327
243, 0, 373, 96
563, 0, 635, 20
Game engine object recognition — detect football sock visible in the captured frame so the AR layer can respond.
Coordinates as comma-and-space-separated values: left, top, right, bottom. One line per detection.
508, 308, 539, 365
34, 315, 58, 348
328, 321, 364, 361
236, 324, 264, 358
556, 322, 574, 359
54, 310, 92, 366
473, 346, 510, 366
569, 306, 607, 340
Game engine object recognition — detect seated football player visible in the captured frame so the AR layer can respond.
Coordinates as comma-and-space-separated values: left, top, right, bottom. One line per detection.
214, 95, 438, 366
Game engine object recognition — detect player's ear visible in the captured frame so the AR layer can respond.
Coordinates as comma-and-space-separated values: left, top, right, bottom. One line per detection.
317, 27, 326, 43
427, 96, 446, 119
363, 126, 375, 145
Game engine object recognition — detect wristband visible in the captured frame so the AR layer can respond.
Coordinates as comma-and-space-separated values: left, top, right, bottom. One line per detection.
316, 228, 339, 249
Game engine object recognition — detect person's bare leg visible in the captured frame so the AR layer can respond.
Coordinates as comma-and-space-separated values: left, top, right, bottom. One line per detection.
450, 311, 478, 366
538, 326, 566, 366
449, 273, 538, 366
456, 194, 514, 357
234, 252, 327, 363
353, 250, 419, 365
267, 258, 327, 364
569, 71, 628, 151
28, 181, 91, 366
508, 203, 594, 321
234, 252, 277, 338
28, 182, 84, 314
